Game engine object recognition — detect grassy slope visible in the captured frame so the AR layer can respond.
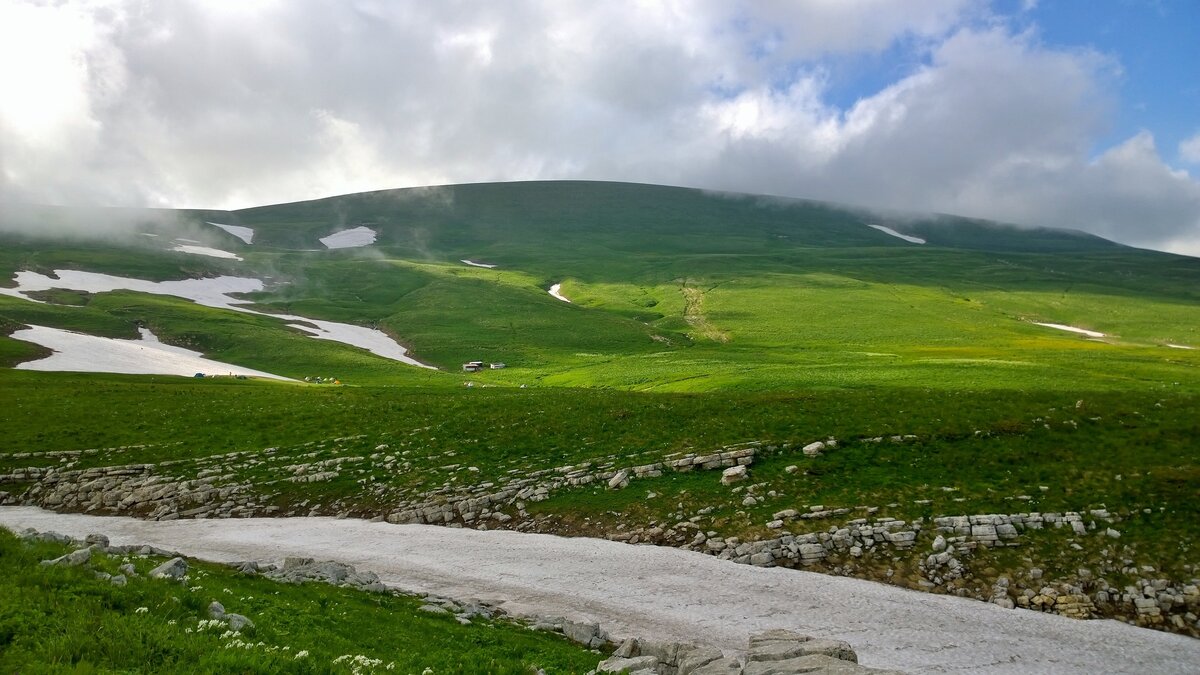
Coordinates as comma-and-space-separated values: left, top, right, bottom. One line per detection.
0, 529, 599, 673
0, 181, 1197, 635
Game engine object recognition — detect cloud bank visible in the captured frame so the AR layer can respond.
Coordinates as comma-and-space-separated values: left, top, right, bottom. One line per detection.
1, 0, 1198, 254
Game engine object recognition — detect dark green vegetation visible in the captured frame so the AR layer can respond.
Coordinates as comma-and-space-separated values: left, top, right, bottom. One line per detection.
0, 181, 1198, 637
0, 529, 600, 673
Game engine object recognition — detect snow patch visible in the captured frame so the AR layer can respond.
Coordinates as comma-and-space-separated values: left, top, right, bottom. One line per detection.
1166, 343, 1195, 350
170, 244, 242, 260
1, 270, 435, 369
12, 326, 291, 380
320, 226, 376, 249
868, 224, 926, 245
548, 283, 571, 303
206, 222, 254, 244
460, 260, 497, 269
0, 508, 1196, 675
1033, 322, 1106, 338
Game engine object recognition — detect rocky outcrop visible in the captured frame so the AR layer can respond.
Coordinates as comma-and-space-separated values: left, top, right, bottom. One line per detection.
595, 629, 901, 675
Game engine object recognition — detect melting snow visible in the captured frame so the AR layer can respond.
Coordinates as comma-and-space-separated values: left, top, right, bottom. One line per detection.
460, 260, 497, 269
0, 508, 1196, 675
12, 326, 291, 380
1166, 343, 1195, 350
320, 226, 377, 249
170, 244, 242, 260
1033, 322, 1106, 338
1, 270, 435, 369
868, 224, 926, 245
206, 222, 254, 244
548, 283, 571, 303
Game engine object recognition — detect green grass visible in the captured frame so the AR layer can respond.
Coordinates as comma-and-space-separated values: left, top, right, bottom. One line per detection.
0, 529, 601, 673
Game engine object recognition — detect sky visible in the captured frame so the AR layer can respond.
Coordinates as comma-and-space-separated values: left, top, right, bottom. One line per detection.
1, 0, 1198, 255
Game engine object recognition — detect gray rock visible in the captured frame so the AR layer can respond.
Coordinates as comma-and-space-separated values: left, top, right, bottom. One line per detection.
743, 654, 900, 675
282, 556, 315, 570
226, 613, 253, 631
721, 465, 748, 485
677, 646, 726, 674
149, 557, 188, 580
614, 637, 639, 658
419, 604, 449, 615
597, 655, 660, 673
118, 563, 138, 577
563, 620, 609, 649
41, 546, 93, 568
110, 574, 127, 587
84, 533, 110, 549
209, 601, 226, 619
688, 657, 742, 674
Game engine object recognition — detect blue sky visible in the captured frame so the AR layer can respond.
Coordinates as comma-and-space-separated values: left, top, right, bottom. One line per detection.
1018, 0, 1199, 163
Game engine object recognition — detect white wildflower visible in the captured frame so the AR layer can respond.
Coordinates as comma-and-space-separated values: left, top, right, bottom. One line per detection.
294, 650, 309, 660
134, 607, 149, 614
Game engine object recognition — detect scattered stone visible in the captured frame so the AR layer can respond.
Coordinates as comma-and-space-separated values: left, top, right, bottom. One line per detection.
720, 466, 748, 485
226, 613, 254, 631
41, 547, 92, 568
209, 601, 226, 619
149, 557, 188, 580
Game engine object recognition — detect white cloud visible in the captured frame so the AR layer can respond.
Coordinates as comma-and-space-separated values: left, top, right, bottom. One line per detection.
0, 0, 1197, 254
1181, 131, 1200, 164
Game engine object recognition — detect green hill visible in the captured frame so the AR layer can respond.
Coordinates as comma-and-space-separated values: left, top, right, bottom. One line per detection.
2, 181, 1198, 635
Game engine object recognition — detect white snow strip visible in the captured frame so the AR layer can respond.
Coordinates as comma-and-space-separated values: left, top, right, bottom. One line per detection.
460, 259, 497, 269
868, 224, 926, 245
139, 232, 158, 238
320, 226, 376, 249
0, 508, 1195, 675
548, 283, 571, 303
170, 244, 242, 260
1, 270, 435, 369
206, 222, 254, 245
1166, 343, 1195, 350
12, 326, 291, 380
1033, 322, 1106, 338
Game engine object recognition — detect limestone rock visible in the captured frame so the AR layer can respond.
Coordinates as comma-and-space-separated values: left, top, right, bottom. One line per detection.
721, 466, 748, 485
149, 557, 188, 580
226, 613, 254, 631
597, 655, 659, 673
41, 547, 92, 568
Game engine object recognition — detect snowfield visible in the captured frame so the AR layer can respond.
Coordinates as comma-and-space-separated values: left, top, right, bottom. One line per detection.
0, 508, 1195, 675
169, 243, 243, 260
12, 326, 291, 380
0, 270, 435, 369
320, 226, 377, 249
206, 222, 255, 244
460, 259, 497, 268
868, 224, 926, 245
1033, 322, 1106, 338
548, 283, 571, 303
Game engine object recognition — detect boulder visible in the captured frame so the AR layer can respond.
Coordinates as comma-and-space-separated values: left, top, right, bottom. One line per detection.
608, 470, 631, 490
41, 547, 93, 568
209, 601, 226, 619
226, 613, 254, 631
721, 466, 748, 485
562, 620, 609, 649
802, 441, 826, 457
597, 655, 660, 673
149, 557, 188, 580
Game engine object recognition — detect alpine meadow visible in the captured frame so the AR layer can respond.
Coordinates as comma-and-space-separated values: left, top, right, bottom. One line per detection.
2, 180, 1199, 673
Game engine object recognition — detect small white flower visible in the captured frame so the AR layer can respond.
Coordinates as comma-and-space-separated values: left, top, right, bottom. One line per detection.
294, 650, 309, 660
134, 607, 149, 614
167, 619, 176, 625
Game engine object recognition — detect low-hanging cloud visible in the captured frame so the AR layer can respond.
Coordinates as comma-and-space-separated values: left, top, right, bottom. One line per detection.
0, 0, 1197, 255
